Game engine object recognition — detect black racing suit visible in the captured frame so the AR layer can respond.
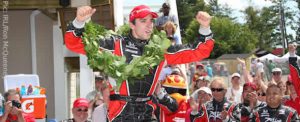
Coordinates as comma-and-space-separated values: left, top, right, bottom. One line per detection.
190, 98, 236, 122
250, 105, 299, 122
65, 22, 214, 122
231, 101, 266, 122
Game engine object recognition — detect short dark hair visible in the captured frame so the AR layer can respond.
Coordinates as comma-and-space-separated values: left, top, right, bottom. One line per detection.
162, 3, 170, 8
4, 89, 21, 101
267, 84, 281, 93
131, 19, 136, 25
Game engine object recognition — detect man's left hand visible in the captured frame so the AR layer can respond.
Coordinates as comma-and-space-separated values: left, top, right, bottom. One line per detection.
220, 106, 228, 120
196, 11, 212, 28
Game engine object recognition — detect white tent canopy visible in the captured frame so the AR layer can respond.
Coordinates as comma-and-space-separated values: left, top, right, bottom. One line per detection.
258, 53, 279, 61
258, 53, 300, 62
281, 52, 300, 59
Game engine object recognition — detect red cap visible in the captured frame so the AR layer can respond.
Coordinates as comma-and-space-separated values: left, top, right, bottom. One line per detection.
196, 63, 204, 69
129, 5, 158, 22
243, 82, 257, 91
73, 98, 89, 108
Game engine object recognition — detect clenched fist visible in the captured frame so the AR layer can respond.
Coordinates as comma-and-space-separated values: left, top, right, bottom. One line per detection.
196, 11, 212, 28
76, 6, 96, 22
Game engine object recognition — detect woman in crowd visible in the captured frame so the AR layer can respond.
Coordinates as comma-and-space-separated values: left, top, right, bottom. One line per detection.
163, 21, 180, 45
92, 82, 110, 122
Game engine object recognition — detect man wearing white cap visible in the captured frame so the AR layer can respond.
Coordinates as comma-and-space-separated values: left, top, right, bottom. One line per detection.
191, 75, 211, 93
187, 87, 212, 121
190, 78, 236, 122
191, 87, 212, 105
271, 67, 283, 84
226, 73, 243, 103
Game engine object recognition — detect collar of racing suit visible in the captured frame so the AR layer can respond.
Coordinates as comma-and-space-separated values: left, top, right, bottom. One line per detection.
213, 97, 226, 104
128, 30, 149, 49
212, 97, 226, 106
267, 104, 282, 112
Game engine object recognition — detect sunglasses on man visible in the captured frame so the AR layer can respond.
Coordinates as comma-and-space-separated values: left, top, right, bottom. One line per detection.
272, 72, 281, 75
211, 88, 224, 92
77, 108, 88, 112
257, 92, 266, 96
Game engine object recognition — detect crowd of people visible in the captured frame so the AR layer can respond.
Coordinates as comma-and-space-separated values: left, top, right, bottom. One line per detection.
0, 2, 299, 122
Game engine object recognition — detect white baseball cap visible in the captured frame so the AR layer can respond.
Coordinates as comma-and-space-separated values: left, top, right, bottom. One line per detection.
197, 75, 211, 82
191, 87, 212, 100
199, 87, 212, 95
231, 73, 241, 78
272, 68, 282, 73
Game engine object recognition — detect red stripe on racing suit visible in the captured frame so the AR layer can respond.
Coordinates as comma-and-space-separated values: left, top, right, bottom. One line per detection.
289, 57, 300, 97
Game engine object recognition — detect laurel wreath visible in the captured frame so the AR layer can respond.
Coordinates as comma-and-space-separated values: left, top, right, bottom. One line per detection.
82, 22, 171, 88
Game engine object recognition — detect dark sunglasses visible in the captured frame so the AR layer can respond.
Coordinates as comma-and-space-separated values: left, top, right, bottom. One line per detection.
77, 109, 88, 112
211, 88, 224, 92
272, 72, 281, 75
257, 92, 266, 96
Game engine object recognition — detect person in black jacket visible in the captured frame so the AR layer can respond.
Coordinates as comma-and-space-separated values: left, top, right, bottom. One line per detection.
250, 84, 299, 122
231, 82, 267, 122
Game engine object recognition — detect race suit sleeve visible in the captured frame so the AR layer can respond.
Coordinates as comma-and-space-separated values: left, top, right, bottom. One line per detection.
156, 88, 178, 112
249, 110, 259, 122
231, 104, 241, 121
190, 105, 206, 122
64, 20, 116, 55
164, 27, 214, 65
289, 57, 300, 97
290, 111, 299, 121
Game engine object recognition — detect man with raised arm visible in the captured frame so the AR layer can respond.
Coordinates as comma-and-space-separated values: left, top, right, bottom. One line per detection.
65, 4, 214, 122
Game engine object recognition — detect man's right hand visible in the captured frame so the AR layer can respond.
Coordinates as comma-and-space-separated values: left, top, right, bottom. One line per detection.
4, 101, 13, 113
196, 11, 212, 28
189, 98, 199, 112
247, 92, 258, 110
76, 6, 96, 22
237, 57, 246, 65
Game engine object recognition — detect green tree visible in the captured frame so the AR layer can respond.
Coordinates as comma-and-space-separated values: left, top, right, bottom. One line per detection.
176, 0, 207, 35
184, 17, 258, 58
243, 6, 278, 50
295, 0, 300, 42
267, 0, 298, 46
207, 0, 233, 18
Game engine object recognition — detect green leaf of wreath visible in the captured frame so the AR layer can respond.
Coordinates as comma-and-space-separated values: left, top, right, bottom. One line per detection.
82, 22, 170, 90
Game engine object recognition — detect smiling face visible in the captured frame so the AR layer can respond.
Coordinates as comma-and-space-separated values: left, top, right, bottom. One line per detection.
266, 85, 282, 108
130, 14, 154, 40
162, 3, 170, 16
198, 91, 212, 104
210, 79, 227, 102
72, 106, 89, 122
231, 76, 240, 86
197, 80, 209, 88
272, 71, 282, 82
242, 86, 255, 101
